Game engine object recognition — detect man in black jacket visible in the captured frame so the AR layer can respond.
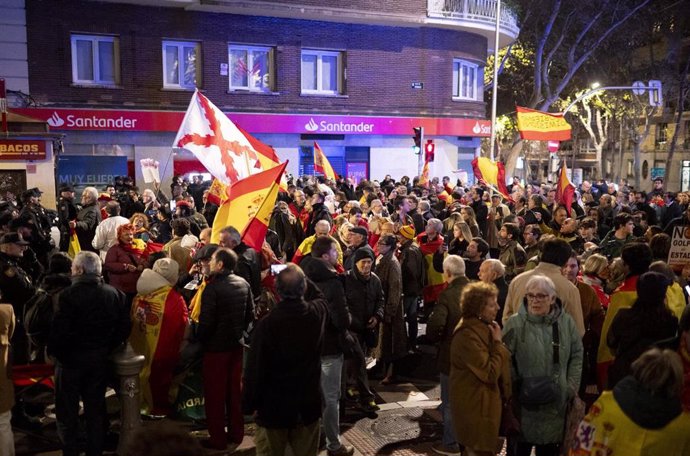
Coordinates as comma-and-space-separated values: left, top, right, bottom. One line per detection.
397, 224, 425, 350
243, 264, 328, 456
218, 225, 262, 299
197, 248, 254, 451
302, 238, 354, 456
48, 251, 130, 456
306, 191, 333, 237
69, 187, 101, 253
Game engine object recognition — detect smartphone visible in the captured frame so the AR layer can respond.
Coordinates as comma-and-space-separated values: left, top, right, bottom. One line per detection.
270, 264, 287, 275
169, 200, 176, 211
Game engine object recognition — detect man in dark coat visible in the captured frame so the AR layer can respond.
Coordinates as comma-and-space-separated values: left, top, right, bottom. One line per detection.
70, 187, 101, 253
57, 184, 78, 252
306, 191, 333, 237
343, 226, 375, 271
197, 248, 254, 451
48, 251, 130, 456
300, 237, 354, 456
397, 224, 425, 349
243, 264, 328, 456
344, 248, 384, 413
218, 225, 262, 300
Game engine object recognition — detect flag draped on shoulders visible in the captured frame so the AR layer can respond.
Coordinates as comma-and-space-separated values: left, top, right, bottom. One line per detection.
313, 141, 338, 181
419, 159, 430, 188
210, 162, 287, 251
556, 162, 576, 214
471, 156, 510, 199
173, 90, 264, 185
516, 106, 572, 141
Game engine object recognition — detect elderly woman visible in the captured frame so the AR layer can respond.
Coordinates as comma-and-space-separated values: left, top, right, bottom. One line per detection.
581, 253, 610, 309
104, 223, 147, 305
375, 233, 407, 384
503, 275, 583, 456
571, 349, 690, 455
478, 259, 508, 327
450, 282, 512, 456
130, 212, 152, 243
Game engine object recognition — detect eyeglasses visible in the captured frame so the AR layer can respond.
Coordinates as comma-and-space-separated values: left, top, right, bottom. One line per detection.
525, 293, 551, 301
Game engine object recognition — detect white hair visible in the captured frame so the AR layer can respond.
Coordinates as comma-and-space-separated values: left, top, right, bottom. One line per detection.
443, 254, 466, 277
525, 274, 556, 296
73, 251, 102, 275
82, 186, 98, 202
483, 259, 505, 278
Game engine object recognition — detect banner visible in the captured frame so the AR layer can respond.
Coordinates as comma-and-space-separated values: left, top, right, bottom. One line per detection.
516, 106, 572, 141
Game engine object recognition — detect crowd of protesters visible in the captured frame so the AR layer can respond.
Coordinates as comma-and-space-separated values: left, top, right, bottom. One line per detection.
1, 170, 690, 456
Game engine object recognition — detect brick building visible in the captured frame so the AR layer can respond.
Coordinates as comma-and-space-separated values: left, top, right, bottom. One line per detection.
1, 0, 519, 204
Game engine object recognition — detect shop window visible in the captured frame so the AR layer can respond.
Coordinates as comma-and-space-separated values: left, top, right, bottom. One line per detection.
452, 59, 482, 101
229, 45, 274, 92
301, 49, 344, 95
163, 40, 201, 89
71, 34, 120, 85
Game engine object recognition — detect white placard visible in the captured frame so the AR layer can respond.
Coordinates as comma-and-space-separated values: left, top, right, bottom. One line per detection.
140, 158, 160, 183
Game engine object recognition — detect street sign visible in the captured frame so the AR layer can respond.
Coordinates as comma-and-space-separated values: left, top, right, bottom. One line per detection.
411, 82, 423, 89
632, 81, 645, 96
547, 140, 559, 153
648, 80, 663, 107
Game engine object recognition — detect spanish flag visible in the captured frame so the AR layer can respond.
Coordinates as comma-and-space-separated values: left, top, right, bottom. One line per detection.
206, 178, 229, 206
211, 162, 287, 251
314, 142, 338, 181
516, 106, 572, 141
237, 125, 288, 191
418, 159, 430, 188
556, 162, 575, 214
471, 156, 510, 199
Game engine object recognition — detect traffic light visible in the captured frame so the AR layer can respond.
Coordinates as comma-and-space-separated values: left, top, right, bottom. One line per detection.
425, 140, 435, 162
412, 126, 423, 154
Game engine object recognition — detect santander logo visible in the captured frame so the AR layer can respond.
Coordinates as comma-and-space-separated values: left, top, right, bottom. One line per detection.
305, 118, 319, 132
48, 112, 65, 127
473, 121, 491, 135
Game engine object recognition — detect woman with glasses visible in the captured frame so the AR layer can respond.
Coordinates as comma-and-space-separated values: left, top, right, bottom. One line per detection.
503, 275, 583, 456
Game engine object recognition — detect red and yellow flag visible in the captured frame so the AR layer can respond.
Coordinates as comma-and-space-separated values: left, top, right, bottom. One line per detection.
556, 162, 576, 214
206, 178, 229, 206
237, 125, 288, 191
471, 156, 510, 199
211, 162, 287, 251
313, 142, 338, 181
516, 106, 572, 141
419, 159, 430, 188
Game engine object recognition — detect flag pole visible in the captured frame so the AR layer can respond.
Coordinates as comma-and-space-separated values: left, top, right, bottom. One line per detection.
489, 0, 501, 162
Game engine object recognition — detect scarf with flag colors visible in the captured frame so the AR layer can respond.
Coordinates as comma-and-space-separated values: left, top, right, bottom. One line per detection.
516, 106, 572, 141
417, 233, 446, 303
471, 156, 511, 199
313, 141, 338, 181
210, 162, 287, 251
556, 162, 576, 214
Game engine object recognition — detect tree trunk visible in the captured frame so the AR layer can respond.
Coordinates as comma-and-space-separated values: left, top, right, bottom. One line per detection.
505, 136, 524, 181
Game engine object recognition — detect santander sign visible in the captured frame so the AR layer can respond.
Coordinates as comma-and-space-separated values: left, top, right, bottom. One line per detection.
47, 111, 138, 129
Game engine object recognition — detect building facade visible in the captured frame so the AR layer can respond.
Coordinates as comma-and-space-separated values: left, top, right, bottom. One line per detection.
2, 0, 519, 204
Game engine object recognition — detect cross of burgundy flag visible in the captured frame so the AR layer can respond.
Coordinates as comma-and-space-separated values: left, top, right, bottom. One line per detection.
173, 90, 264, 185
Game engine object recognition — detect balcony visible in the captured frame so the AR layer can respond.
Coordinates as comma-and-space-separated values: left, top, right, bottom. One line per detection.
427, 0, 520, 49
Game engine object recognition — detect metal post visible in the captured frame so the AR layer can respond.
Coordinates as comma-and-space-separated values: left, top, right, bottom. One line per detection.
489, 0, 501, 161
112, 342, 145, 455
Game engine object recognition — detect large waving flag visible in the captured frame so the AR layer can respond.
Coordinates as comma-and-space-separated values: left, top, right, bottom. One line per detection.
237, 125, 288, 191
174, 90, 263, 185
211, 162, 287, 251
556, 161, 576, 214
313, 142, 338, 181
471, 156, 510, 199
516, 106, 572, 141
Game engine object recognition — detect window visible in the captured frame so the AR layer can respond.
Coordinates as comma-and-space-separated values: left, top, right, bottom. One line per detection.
655, 122, 668, 149
162, 40, 201, 89
228, 45, 273, 92
301, 50, 343, 95
71, 34, 119, 85
453, 60, 481, 100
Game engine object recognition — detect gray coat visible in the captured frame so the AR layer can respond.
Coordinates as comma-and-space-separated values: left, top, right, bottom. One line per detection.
503, 300, 583, 445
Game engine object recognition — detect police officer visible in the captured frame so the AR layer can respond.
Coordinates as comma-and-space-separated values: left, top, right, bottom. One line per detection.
18, 188, 53, 266
0, 232, 36, 365
57, 184, 78, 252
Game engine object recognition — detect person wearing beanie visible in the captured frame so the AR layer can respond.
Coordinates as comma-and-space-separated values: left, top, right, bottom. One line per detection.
130, 258, 189, 416
605, 271, 679, 389
343, 225, 375, 271
397, 225, 424, 350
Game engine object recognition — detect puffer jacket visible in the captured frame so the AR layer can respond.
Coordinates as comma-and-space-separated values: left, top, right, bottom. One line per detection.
345, 267, 384, 334
196, 271, 254, 352
301, 256, 351, 356
502, 299, 583, 445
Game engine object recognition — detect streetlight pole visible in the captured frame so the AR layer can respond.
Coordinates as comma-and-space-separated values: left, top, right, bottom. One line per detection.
489, 0, 501, 161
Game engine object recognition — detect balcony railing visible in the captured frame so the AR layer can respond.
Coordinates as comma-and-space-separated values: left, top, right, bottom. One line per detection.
427, 0, 520, 37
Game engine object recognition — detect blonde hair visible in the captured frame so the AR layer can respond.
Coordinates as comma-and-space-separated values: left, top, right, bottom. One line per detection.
460, 281, 498, 318
582, 254, 608, 277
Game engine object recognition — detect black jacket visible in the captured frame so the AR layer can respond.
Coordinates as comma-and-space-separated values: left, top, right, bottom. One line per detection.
302, 256, 351, 356
399, 240, 425, 297
75, 202, 101, 253
47, 274, 129, 367
306, 203, 333, 237
242, 297, 327, 428
471, 199, 488, 237
197, 271, 254, 352
345, 268, 384, 334
234, 242, 262, 299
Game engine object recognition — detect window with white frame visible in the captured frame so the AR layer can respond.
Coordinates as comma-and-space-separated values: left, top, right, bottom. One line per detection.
228, 45, 273, 92
162, 40, 201, 89
301, 49, 343, 95
71, 34, 120, 85
452, 59, 480, 100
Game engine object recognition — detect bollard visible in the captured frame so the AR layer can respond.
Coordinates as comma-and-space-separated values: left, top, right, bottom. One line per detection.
112, 342, 145, 455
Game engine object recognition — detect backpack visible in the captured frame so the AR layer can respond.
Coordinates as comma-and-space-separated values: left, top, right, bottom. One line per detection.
23, 288, 60, 347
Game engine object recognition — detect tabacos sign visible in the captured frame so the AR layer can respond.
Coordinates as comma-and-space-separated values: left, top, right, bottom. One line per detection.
13, 108, 492, 137
0, 139, 47, 160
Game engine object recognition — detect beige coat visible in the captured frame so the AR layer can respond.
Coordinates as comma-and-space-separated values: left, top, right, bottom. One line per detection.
450, 317, 511, 452
0, 304, 15, 413
502, 262, 585, 335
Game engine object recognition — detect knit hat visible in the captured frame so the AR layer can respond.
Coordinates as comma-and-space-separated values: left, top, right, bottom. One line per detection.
398, 225, 416, 240
352, 246, 375, 264
152, 258, 179, 286
636, 271, 670, 304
